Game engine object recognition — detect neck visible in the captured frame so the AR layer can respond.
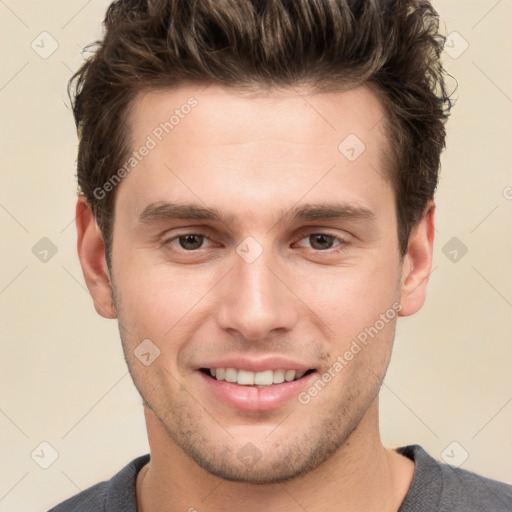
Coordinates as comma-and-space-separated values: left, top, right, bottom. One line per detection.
137, 399, 414, 512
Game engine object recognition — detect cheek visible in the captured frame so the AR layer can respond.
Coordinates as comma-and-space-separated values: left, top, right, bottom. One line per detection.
112, 258, 217, 342
295, 255, 400, 333
112, 223, 401, 346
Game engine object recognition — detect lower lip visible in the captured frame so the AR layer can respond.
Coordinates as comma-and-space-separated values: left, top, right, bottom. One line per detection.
197, 371, 318, 412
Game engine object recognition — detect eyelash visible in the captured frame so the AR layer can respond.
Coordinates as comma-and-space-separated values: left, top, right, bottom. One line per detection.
161, 231, 350, 255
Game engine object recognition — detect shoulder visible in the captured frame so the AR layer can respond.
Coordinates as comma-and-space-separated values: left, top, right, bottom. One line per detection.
47, 454, 150, 512
439, 461, 512, 511
47, 481, 107, 511
397, 444, 512, 512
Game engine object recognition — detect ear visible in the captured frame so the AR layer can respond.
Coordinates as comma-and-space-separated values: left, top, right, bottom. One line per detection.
76, 196, 117, 319
398, 200, 435, 317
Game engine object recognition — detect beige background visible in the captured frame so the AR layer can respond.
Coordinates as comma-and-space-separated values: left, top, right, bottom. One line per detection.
1, 1, 511, 510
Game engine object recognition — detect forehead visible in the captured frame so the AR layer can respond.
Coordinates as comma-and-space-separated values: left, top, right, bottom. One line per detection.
128, 83, 387, 150
118, 83, 393, 227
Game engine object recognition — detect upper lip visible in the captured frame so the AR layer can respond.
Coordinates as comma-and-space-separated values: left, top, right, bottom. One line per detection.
195, 356, 315, 373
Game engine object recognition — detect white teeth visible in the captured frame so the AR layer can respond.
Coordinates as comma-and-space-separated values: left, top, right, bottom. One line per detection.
284, 370, 296, 382
254, 370, 273, 386
272, 369, 285, 384
225, 368, 238, 383
207, 367, 309, 386
237, 369, 255, 385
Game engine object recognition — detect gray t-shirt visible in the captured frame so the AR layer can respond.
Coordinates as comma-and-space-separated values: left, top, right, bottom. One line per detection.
47, 445, 512, 511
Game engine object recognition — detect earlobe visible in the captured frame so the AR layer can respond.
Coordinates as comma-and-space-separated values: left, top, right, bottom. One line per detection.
398, 201, 435, 317
76, 196, 117, 319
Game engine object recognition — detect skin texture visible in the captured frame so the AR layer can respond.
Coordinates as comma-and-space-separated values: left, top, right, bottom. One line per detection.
76, 83, 435, 511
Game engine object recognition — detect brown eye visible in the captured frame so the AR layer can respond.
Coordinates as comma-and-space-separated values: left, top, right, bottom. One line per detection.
308, 234, 336, 250
293, 232, 349, 255
163, 233, 208, 252
176, 234, 205, 250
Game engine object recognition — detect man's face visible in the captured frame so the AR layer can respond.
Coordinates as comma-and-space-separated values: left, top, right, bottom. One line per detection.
109, 84, 406, 483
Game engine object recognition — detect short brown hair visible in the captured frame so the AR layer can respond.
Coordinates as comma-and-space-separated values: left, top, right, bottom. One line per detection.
69, 0, 453, 262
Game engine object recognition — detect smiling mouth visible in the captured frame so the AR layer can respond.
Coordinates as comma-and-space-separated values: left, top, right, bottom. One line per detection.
199, 368, 316, 388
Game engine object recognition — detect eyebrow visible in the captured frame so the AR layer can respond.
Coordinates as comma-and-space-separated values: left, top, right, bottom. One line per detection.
138, 201, 376, 226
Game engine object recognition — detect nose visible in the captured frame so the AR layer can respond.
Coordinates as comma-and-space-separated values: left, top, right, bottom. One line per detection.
215, 244, 299, 342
